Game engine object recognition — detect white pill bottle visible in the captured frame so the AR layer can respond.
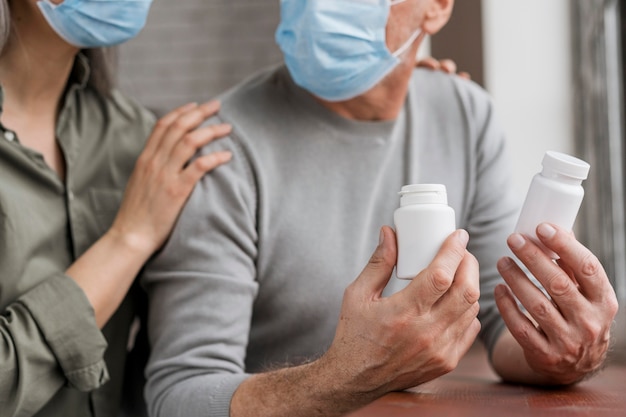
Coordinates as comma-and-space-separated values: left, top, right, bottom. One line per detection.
514, 151, 590, 257
394, 184, 456, 279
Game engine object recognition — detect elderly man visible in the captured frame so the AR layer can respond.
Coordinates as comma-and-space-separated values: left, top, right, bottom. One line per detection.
142, 0, 618, 416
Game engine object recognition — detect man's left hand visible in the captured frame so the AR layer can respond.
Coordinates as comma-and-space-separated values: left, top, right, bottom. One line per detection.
495, 223, 618, 385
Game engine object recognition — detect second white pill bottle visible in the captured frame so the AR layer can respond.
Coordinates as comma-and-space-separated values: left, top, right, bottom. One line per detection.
394, 184, 456, 279
514, 151, 590, 257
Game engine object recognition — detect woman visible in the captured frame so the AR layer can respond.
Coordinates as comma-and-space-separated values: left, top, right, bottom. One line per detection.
0, 0, 231, 416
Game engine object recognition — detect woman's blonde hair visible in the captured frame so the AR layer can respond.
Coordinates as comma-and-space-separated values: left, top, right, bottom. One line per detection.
0, 0, 115, 95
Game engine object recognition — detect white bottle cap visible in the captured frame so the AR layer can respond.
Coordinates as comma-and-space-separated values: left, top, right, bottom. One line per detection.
399, 184, 448, 206
542, 151, 590, 180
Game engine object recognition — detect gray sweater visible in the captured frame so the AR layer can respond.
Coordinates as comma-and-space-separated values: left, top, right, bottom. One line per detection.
142, 66, 519, 417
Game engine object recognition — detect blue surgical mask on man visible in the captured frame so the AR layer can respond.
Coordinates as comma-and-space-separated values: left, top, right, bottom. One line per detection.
275, 0, 422, 102
37, 0, 153, 48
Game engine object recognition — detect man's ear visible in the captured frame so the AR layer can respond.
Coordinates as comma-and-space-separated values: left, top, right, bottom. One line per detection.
422, 0, 454, 35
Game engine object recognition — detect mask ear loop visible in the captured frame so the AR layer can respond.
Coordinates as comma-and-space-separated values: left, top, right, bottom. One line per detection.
392, 29, 423, 58
388, 0, 423, 58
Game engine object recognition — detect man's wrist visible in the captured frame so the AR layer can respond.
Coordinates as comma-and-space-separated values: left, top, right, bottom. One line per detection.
231, 355, 379, 417
311, 350, 383, 409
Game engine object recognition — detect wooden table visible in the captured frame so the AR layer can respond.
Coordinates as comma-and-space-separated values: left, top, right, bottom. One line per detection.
348, 307, 626, 417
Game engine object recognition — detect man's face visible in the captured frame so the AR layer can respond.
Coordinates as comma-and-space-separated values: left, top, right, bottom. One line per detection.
275, 0, 454, 105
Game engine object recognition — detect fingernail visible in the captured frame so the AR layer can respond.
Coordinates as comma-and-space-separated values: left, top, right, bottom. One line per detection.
537, 223, 557, 240
508, 233, 525, 250
457, 229, 469, 245
379, 228, 385, 245
497, 256, 513, 270
494, 284, 506, 298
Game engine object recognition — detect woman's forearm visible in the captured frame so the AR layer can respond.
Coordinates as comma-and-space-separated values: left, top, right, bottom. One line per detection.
65, 229, 153, 328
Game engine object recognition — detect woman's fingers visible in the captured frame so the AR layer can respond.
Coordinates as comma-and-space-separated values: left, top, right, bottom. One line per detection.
144, 100, 222, 160
182, 151, 233, 186
168, 123, 233, 172
155, 101, 222, 158
142, 102, 199, 157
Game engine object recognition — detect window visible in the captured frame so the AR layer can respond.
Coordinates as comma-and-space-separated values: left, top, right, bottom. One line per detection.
572, 0, 625, 297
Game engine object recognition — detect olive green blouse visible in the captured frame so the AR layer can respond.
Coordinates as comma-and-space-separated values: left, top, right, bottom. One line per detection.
0, 55, 155, 417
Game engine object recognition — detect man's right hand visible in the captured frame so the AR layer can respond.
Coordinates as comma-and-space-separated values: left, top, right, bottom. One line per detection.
322, 225, 481, 399
231, 226, 480, 417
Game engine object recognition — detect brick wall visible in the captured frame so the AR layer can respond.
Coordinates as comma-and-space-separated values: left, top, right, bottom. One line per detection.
118, 0, 282, 115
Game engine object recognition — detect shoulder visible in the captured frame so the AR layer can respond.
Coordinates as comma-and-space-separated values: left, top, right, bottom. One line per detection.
411, 68, 494, 116
411, 68, 492, 105
106, 89, 157, 137
410, 68, 502, 140
77, 86, 156, 140
216, 64, 293, 123
65, 86, 156, 171
108, 89, 156, 120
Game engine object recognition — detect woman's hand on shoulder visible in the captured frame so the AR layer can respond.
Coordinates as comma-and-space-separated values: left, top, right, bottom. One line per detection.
416, 56, 471, 80
109, 101, 232, 256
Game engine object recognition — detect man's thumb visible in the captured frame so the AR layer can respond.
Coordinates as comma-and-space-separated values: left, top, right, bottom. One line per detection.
353, 226, 398, 296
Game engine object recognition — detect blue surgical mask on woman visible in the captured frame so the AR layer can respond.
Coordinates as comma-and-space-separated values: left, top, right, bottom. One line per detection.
38, 0, 153, 48
275, 0, 422, 102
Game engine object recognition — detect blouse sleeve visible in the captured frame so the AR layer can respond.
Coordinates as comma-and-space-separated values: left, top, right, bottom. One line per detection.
0, 273, 108, 417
